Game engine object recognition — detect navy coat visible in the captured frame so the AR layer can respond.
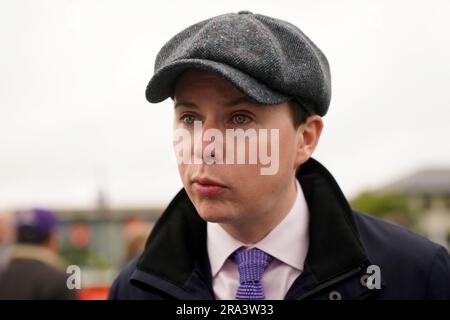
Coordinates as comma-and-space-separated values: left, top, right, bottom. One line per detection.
109, 158, 450, 300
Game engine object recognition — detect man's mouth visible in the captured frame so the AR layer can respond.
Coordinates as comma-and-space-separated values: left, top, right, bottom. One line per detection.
191, 177, 227, 196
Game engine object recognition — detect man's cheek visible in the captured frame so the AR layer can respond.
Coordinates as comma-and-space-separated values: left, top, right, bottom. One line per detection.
177, 164, 190, 185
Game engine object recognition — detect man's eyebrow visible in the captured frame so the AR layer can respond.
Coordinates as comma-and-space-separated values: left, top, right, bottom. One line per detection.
224, 96, 253, 107
174, 100, 198, 109
174, 96, 253, 109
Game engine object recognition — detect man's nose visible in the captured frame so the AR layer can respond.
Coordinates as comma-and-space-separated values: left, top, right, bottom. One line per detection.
193, 120, 223, 163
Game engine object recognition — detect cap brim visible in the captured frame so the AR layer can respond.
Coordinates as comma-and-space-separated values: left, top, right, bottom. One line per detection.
145, 59, 290, 105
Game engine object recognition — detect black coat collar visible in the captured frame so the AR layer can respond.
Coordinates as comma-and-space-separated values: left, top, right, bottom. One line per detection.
134, 158, 370, 299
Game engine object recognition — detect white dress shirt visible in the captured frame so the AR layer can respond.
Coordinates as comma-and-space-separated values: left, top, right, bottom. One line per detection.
207, 180, 309, 300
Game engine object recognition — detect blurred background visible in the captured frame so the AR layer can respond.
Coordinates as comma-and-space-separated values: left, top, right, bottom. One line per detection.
0, 0, 449, 299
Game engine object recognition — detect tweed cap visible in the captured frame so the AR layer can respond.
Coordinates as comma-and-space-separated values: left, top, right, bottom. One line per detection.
146, 10, 331, 116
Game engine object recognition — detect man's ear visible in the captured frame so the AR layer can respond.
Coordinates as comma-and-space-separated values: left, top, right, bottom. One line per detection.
294, 115, 323, 167
45, 231, 60, 253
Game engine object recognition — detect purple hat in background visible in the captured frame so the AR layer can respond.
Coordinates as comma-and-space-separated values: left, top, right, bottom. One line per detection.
16, 208, 59, 244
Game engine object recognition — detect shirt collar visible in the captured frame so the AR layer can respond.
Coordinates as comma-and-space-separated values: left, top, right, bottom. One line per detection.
207, 179, 309, 277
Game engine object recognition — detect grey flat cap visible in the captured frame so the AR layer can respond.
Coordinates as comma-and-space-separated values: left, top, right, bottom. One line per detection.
146, 10, 331, 116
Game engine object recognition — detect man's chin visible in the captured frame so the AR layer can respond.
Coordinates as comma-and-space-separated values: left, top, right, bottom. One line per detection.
196, 210, 236, 224
198, 213, 232, 224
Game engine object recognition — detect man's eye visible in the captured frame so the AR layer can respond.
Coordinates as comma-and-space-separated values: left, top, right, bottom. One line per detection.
232, 114, 251, 125
180, 114, 196, 125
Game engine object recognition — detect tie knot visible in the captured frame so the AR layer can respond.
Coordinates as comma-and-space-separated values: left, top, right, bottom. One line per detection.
232, 247, 273, 283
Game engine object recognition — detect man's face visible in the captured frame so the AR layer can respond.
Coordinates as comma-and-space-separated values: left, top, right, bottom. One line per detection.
0, 213, 14, 246
173, 70, 311, 228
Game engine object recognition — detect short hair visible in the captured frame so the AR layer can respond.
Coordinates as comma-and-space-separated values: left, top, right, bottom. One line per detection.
17, 226, 51, 245
288, 100, 310, 128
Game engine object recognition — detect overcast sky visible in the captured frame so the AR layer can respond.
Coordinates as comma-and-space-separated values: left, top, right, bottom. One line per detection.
1, 0, 449, 210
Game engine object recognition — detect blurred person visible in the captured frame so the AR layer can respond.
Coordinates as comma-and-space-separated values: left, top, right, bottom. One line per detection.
0, 211, 14, 271
0, 208, 77, 300
110, 11, 450, 300
123, 219, 152, 263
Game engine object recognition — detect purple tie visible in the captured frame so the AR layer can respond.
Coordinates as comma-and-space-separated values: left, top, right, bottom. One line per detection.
231, 247, 273, 300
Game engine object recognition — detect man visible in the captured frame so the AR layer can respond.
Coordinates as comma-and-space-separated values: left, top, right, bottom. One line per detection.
0, 208, 77, 299
0, 211, 14, 271
109, 11, 450, 300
